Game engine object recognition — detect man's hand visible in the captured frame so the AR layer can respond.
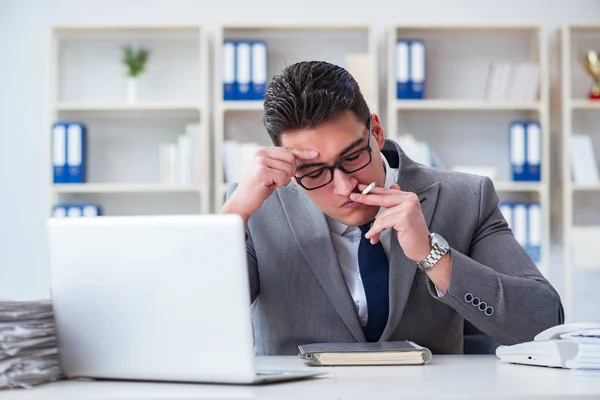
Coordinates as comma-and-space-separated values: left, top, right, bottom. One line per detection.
349, 183, 431, 263
220, 146, 319, 227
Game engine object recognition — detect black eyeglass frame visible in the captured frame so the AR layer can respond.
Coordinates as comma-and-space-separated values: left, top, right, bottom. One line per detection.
294, 119, 373, 191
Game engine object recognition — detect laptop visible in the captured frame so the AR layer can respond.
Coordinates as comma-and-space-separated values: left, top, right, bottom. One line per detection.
46, 213, 326, 384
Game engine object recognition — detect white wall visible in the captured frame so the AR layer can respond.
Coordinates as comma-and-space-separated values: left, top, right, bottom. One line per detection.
1, 0, 600, 300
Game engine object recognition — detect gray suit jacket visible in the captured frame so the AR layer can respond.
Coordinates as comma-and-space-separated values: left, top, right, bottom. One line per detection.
227, 139, 564, 355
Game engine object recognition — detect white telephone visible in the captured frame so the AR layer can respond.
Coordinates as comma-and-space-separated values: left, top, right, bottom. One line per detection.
495, 322, 600, 368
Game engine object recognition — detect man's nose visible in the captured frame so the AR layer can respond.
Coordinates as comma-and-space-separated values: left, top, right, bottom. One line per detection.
331, 168, 356, 196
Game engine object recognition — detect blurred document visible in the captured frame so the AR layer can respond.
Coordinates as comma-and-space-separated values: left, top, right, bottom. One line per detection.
0, 299, 64, 389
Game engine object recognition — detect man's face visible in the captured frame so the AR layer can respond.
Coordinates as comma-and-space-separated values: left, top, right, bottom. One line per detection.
280, 110, 387, 227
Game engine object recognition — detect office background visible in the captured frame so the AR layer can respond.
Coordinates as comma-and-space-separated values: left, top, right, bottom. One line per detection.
1, 0, 600, 322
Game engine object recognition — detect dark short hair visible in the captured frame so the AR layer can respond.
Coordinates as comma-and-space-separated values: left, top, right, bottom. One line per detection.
263, 61, 371, 146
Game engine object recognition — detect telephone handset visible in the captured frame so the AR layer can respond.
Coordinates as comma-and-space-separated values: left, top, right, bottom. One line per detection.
496, 322, 600, 368
534, 322, 600, 341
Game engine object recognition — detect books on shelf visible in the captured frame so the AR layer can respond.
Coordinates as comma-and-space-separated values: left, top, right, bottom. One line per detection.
51, 122, 86, 184
499, 201, 541, 264
571, 134, 600, 185
484, 62, 539, 102
396, 134, 445, 169
509, 121, 541, 182
395, 39, 425, 99
222, 140, 260, 184
223, 40, 267, 101
52, 204, 101, 218
159, 123, 206, 186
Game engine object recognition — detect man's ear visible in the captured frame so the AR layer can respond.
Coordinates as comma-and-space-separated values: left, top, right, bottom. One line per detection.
370, 114, 386, 149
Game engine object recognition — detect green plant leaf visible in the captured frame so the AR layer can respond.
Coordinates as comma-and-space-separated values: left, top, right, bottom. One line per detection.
121, 45, 151, 77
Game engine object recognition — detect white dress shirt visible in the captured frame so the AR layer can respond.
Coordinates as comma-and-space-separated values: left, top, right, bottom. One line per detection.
325, 154, 399, 327
326, 154, 441, 328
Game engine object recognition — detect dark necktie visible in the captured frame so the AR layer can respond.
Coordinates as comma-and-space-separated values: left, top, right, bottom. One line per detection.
358, 222, 390, 342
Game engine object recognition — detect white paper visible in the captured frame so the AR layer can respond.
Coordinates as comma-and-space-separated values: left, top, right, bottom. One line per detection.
0, 299, 64, 388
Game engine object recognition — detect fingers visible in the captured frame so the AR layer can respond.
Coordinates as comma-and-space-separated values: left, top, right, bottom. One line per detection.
350, 191, 404, 208
259, 166, 291, 188
256, 146, 319, 177
355, 183, 402, 195
262, 157, 294, 179
258, 147, 296, 164
377, 205, 406, 220
365, 211, 404, 241
286, 147, 320, 160
351, 183, 418, 208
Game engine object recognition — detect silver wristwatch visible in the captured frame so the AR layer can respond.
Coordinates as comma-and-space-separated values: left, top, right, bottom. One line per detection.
415, 233, 450, 272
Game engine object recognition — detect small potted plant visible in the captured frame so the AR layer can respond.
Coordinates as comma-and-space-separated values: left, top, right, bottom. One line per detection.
122, 45, 150, 104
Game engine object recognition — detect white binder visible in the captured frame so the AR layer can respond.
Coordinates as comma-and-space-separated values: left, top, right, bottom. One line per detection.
396, 40, 410, 99
251, 41, 267, 100
66, 123, 84, 183
52, 123, 67, 183
222, 41, 236, 100
499, 203, 513, 230
67, 206, 82, 218
509, 122, 526, 181
513, 203, 528, 252
409, 40, 425, 99
236, 42, 251, 100
526, 122, 541, 181
528, 203, 541, 263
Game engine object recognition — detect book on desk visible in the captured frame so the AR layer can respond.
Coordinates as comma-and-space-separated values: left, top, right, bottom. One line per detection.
298, 340, 433, 366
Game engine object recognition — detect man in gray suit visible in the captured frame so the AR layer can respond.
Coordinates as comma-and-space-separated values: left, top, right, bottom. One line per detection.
221, 61, 564, 356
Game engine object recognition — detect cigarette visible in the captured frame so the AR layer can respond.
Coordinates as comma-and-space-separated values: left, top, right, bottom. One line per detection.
362, 182, 377, 195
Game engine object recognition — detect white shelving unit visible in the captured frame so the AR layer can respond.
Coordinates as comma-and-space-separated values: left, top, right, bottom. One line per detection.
560, 25, 600, 322
49, 25, 210, 216
387, 24, 551, 278
213, 24, 378, 210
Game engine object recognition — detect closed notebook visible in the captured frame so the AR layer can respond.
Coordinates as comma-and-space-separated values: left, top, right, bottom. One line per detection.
298, 340, 432, 366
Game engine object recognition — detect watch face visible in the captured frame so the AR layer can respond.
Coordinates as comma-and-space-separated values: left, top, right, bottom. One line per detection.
431, 233, 449, 250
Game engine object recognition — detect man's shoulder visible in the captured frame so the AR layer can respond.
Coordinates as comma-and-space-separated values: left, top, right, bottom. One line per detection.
401, 162, 490, 195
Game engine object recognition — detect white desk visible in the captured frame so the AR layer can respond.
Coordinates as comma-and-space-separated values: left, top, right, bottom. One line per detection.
3, 355, 600, 399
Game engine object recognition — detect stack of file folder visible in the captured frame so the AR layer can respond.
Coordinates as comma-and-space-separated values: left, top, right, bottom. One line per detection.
565, 329, 600, 371
0, 299, 64, 389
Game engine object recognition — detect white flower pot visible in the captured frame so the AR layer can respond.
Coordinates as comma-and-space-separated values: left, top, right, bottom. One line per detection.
127, 77, 137, 104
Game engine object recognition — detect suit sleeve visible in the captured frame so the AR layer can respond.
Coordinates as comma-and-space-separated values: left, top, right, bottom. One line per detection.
225, 183, 260, 303
429, 176, 564, 345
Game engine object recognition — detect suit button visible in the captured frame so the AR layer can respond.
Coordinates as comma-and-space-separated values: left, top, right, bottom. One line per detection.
472, 297, 480, 306
464, 293, 473, 303
485, 306, 494, 316
478, 301, 487, 311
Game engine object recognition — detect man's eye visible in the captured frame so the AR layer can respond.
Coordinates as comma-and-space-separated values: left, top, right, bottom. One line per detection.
307, 170, 325, 179
345, 154, 360, 162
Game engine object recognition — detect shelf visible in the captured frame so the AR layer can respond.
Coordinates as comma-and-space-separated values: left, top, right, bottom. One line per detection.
571, 100, 600, 110
53, 24, 203, 35
53, 183, 204, 194
222, 23, 370, 32
393, 23, 541, 32
493, 181, 544, 192
395, 100, 541, 111
572, 183, 600, 192
56, 102, 203, 112
220, 101, 264, 112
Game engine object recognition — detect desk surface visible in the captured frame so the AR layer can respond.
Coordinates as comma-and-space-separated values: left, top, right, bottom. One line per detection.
3, 355, 600, 399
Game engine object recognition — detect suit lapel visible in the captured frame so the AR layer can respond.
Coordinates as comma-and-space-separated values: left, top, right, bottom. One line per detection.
277, 186, 366, 342
380, 164, 441, 341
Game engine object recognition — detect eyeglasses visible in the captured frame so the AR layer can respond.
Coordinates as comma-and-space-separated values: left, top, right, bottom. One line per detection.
294, 120, 373, 191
